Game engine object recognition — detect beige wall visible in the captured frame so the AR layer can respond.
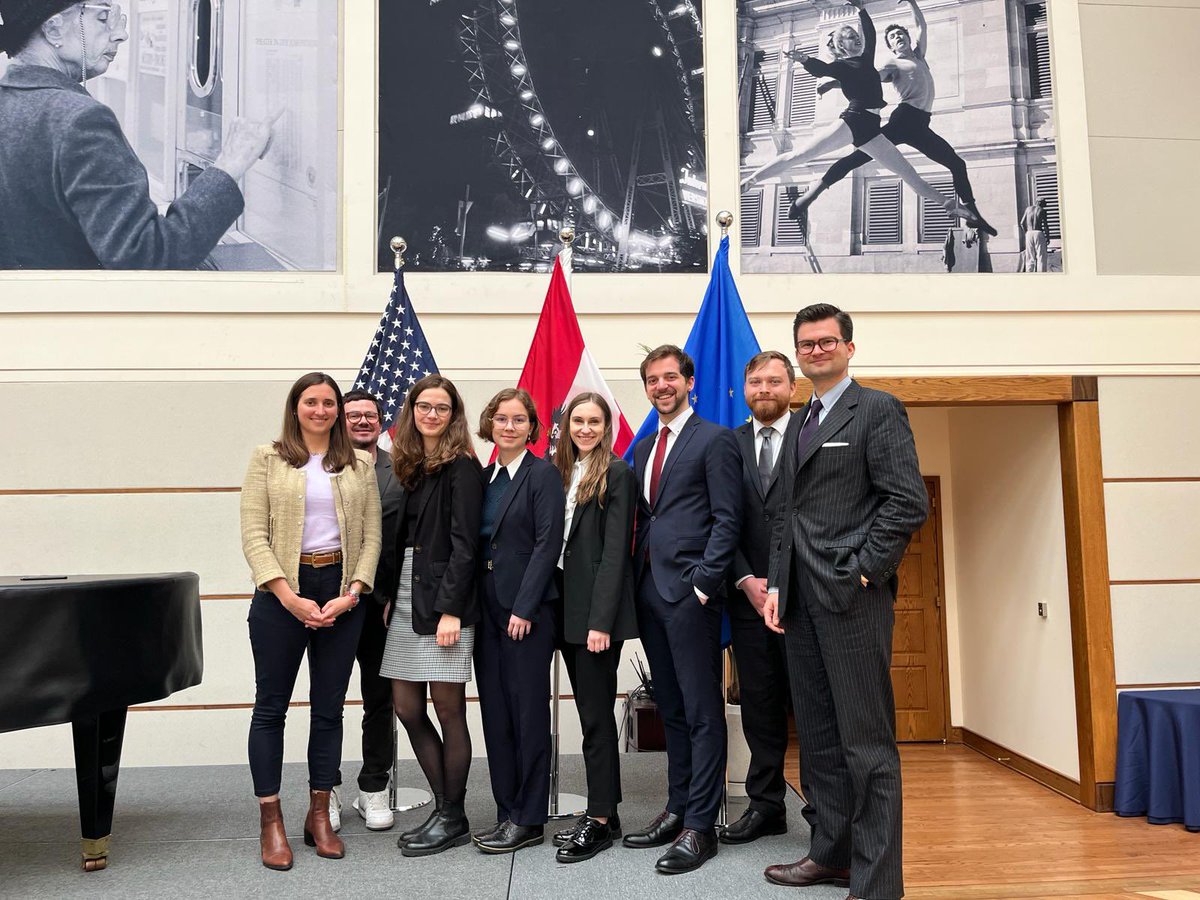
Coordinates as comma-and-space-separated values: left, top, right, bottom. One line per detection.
3, 0, 1200, 771
1099, 377, 1200, 690
947, 406, 1079, 779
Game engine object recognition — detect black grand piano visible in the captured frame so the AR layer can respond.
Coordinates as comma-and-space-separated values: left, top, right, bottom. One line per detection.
0, 573, 203, 870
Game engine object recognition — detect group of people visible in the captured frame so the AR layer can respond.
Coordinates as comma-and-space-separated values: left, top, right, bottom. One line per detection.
238, 303, 928, 900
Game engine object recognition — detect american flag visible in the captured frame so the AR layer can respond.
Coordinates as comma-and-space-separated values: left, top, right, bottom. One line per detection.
354, 267, 439, 431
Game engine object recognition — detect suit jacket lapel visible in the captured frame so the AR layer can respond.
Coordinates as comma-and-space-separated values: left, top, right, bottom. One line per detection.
414, 469, 438, 520
795, 381, 860, 473
736, 424, 765, 501
654, 414, 699, 508
491, 453, 533, 532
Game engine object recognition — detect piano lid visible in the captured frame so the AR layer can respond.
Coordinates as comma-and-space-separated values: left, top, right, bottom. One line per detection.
0, 573, 204, 734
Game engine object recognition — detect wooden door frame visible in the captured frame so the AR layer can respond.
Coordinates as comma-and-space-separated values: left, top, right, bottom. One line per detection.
791, 375, 1116, 811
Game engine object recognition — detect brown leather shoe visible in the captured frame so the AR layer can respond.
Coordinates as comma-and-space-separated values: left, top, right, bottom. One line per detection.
304, 789, 345, 859
259, 798, 293, 870
764, 856, 850, 888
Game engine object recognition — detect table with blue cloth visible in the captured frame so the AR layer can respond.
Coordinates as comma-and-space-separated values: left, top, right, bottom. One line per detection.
1114, 689, 1200, 831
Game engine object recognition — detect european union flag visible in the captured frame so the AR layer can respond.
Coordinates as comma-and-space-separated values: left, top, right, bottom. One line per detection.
625, 234, 761, 455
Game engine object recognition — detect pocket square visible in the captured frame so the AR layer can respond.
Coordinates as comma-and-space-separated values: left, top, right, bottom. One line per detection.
821, 442, 849, 448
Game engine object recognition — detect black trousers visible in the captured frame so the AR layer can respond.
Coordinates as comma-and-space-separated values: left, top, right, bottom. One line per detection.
247, 563, 365, 797
822, 102, 976, 204
560, 639, 624, 818
782, 580, 902, 900
728, 613, 790, 817
351, 598, 394, 792
635, 571, 726, 831
475, 574, 554, 826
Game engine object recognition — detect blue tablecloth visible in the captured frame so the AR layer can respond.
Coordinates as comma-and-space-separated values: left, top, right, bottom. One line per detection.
1114, 689, 1200, 831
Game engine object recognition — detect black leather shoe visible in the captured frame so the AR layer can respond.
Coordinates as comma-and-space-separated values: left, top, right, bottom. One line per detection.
719, 808, 787, 845
400, 803, 471, 857
555, 817, 615, 863
655, 827, 717, 874
622, 810, 683, 848
553, 812, 621, 847
472, 820, 506, 844
475, 821, 544, 854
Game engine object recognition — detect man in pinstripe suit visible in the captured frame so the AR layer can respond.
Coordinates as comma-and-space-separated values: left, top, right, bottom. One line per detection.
762, 304, 927, 900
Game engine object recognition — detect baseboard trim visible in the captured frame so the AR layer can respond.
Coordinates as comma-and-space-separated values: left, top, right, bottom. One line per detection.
960, 728, 1081, 803
947, 726, 964, 743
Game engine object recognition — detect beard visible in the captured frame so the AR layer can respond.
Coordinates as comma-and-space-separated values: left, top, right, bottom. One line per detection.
349, 434, 378, 450
750, 396, 789, 422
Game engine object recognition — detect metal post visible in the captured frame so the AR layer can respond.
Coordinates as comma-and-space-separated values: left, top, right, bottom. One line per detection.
548, 649, 587, 819
389, 715, 433, 813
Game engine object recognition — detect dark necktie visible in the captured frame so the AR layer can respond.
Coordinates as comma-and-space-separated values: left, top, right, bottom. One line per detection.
795, 397, 824, 464
648, 426, 670, 506
758, 426, 774, 494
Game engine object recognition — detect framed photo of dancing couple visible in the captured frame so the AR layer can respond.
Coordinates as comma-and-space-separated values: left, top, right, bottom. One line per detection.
377, 0, 708, 274
737, 0, 1062, 274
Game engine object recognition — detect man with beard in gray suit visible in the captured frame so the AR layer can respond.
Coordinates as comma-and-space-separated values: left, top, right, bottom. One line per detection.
762, 304, 927, 900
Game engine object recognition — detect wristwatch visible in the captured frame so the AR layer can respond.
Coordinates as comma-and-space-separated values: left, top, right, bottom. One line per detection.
347, 588, 361, 608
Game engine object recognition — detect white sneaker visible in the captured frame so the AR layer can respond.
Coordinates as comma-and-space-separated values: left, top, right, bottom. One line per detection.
353, 789, 395, 831
328, 785, 342, 832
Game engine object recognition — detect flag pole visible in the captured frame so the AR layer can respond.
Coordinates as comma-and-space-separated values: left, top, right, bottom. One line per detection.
548, 223, 587, 821
382, 234, 434, 816
715, 209, 734, 830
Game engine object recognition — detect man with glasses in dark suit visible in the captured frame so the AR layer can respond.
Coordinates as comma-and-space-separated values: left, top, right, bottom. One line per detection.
762, 305, 927, 900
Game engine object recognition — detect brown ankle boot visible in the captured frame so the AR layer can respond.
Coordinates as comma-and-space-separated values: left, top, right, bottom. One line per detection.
259, 798, 293, 870
304, 789, 345, 859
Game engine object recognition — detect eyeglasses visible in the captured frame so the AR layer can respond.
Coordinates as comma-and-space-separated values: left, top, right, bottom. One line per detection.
492, 416, 530, 429
414, 401, 452, 418
81, 3, 127, 33
346, 412, 380, 424
796, 337, 849, 355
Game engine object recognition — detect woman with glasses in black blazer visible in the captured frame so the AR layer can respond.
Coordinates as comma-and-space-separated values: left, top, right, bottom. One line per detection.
471, 388, 565, 854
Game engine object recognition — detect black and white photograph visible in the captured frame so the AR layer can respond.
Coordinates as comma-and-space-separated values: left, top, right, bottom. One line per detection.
0, 0, 339, 272
378, 0, 707, 273
737, 0, 1061, 274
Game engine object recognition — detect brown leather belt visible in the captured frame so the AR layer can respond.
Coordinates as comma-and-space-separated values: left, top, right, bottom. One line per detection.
300, 550, 342, 567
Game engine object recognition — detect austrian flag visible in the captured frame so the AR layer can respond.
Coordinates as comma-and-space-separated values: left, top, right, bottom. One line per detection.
515, 255, 634, 459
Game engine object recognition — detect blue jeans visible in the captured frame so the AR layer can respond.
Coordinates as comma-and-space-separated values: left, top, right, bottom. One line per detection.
247, 563, 365, 796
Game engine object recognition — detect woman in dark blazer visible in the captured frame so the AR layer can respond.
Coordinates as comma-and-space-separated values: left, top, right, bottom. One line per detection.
550, 392, 638, 862
378, 375, 484, 857
472, 388, 566, 854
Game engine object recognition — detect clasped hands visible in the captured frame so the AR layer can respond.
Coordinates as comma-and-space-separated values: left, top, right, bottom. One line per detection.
285, 590, 357, 630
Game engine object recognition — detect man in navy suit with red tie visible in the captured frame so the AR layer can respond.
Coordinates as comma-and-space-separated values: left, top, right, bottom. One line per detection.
623, 345, 742, 874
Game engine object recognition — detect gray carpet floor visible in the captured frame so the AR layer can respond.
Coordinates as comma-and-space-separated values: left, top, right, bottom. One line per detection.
0, 753, 844, 899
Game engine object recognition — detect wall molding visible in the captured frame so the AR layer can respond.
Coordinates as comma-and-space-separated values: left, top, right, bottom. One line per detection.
961, 728, 1081, 804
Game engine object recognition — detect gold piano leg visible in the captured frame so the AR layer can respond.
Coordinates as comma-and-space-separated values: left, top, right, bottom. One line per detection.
81, 835, 111, 871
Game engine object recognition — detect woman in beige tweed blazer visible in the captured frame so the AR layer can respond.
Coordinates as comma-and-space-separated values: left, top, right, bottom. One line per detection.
239, 372, 381, 871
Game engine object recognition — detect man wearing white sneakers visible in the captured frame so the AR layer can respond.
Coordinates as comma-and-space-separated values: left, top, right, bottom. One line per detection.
330, 389, 400, 831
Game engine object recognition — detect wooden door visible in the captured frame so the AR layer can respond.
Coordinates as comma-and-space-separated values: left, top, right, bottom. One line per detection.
891, 477, 948, 741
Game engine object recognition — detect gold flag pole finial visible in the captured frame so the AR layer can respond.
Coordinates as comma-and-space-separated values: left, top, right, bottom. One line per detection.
716, 210, 733, 237
389, 236, 408, 270
559, 226, 576, 246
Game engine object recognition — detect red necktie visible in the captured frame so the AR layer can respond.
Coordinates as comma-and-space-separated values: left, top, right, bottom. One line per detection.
648, 426, 670, 507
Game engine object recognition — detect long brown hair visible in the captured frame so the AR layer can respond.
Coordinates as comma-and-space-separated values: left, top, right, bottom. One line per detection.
274, 372, 359, 472
553, 392, 613, 508
391, 375, 476, 489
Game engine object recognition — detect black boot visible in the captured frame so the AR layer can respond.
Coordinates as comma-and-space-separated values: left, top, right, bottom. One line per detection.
397, 793, 442, 847
400, 799, 470, 857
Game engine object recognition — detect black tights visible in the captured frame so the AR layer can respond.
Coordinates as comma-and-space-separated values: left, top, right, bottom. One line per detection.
391, 680, 471, 804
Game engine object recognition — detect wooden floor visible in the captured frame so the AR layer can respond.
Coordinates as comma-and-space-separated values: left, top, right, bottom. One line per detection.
784, 743, 1200, 899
